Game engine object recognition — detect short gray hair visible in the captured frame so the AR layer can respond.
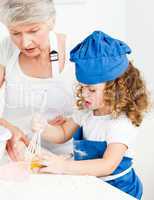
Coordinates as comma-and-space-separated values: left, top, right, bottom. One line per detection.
0, 0, 56, 26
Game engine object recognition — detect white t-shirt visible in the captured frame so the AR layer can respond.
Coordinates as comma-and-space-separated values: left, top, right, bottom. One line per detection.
72, 110, 138, 158
0, 31, 76, 154
0, 36, 15, 66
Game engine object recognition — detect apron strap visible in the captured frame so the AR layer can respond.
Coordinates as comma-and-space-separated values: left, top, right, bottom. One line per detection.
5, 32, 60, 79
5, 48, 20, 80
100, 166, 132, 181
49, 31, 60, 78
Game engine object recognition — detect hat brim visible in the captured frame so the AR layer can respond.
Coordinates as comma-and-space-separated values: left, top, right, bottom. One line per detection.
75, 55, 129, 84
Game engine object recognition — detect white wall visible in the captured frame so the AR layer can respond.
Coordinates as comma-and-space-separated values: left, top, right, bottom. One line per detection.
126, 1, 154, 199
54, 0, 126, 45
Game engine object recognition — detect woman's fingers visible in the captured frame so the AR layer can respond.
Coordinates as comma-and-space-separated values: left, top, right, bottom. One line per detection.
32, 119, 42, 132
32, 124, 43, 132
6, 140, 17, 161
31, 114, 47, 132
21, 135, 29, 146
5, 124, 29, 161
6, 137, 28, 161
13, 141, 27, 161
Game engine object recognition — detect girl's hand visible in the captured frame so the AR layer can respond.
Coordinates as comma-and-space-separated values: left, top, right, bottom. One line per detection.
47, 115, 66, 126
36, 154, 68, 174
31, 113, 47, 133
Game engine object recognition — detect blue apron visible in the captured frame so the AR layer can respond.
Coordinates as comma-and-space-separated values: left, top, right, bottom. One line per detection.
73, 127, 143, 200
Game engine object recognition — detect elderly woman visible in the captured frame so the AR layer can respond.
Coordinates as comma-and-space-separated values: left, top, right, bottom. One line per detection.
0, 0, 75, 160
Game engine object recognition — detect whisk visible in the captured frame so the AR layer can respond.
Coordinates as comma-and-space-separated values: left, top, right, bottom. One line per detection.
25, 128, 42, 160
25, 90, 47, 161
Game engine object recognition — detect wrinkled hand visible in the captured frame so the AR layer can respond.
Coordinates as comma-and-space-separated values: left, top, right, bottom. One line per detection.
6, 126, 29, 161
31, 113, 47, 133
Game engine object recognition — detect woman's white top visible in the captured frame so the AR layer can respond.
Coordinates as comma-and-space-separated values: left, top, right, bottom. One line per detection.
72, 110, 138, 158
0, 31, 76, 154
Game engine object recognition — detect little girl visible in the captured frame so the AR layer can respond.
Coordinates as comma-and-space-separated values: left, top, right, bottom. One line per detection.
32, 31, 149, 199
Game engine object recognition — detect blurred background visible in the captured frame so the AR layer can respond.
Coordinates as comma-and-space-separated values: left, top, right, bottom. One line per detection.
0, 0, 154, 199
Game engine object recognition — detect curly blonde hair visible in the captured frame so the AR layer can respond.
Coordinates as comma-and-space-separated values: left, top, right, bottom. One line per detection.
76, 62, 150, 127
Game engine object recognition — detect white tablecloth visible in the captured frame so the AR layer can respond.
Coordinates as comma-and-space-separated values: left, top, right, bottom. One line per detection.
0, 153, 136, 200
0, 172, 137, 200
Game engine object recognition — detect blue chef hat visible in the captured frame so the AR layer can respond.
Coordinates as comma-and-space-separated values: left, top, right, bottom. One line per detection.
70, 31, 131, 84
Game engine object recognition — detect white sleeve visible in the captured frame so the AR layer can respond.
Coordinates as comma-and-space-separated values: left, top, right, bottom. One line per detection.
0, 36, 15, 67
106, 116, 138, 148
71, 109, 91, 126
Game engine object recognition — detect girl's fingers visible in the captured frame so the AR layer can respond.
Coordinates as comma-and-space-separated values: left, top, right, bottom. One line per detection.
21, 135, 29, 146
32, 114, 47, 131
48, 116, 66, 125
39, 167, 52, 173
47, 118, 59, 125
32, 123, 44, 132
54, 119, 66, 125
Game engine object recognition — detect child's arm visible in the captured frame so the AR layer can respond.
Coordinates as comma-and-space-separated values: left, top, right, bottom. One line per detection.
64, 143, 127, 176
38, 143, 128, 177
32, 115, 79, 144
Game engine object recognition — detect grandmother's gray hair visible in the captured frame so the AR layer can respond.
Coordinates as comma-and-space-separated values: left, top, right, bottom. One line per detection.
0, 0, 56, 26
